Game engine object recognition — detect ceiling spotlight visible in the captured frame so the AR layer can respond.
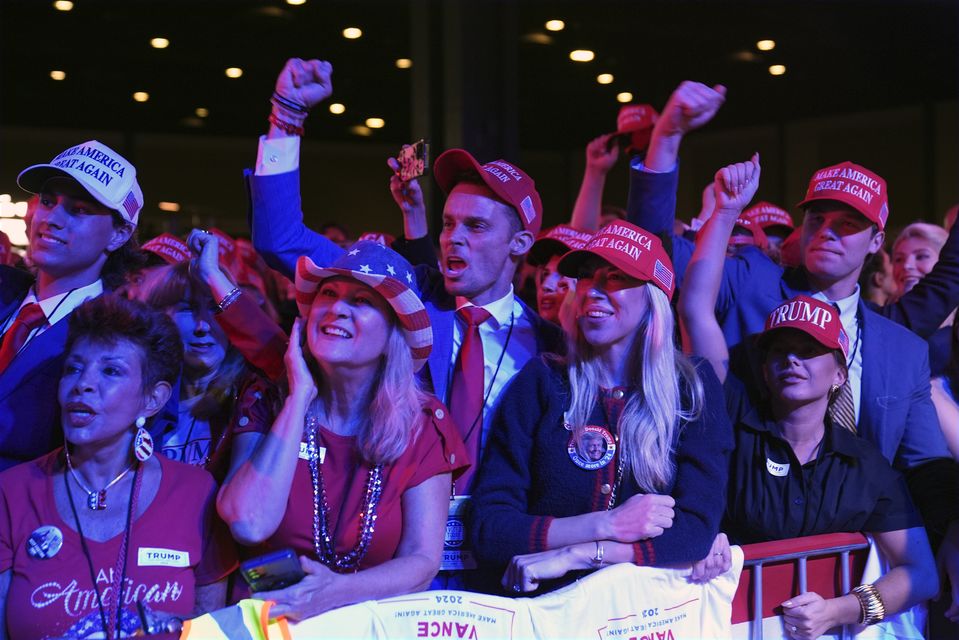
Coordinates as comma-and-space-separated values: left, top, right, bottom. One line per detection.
343, 27, 362, 39
365, 117, 385, 129
225, 67, 243, 78
521, 32, 553, 45
50, 70, 66, 81
768, 64, 786, 76
569, 49, 595, 62
616, 92, 633, 103
195, 107, 209, 118
158, 201, 181, 212
133, 92, 150, 103
756, 39, 776, 51
596, 73, 614, 85
286, 0, 307, 5
53, 1, 73, 11
395, 58, 413, 69
150, 37, 170, 49
350, 125, 373, 137
545, 20, 565, 32
329, 103, 346, 115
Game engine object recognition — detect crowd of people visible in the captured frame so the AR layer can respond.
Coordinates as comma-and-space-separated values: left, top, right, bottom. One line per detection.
0, 56, 957, 640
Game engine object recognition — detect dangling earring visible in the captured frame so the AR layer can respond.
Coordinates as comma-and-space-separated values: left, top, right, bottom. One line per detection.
829, 383, 841, 399
133, 416, 153, 462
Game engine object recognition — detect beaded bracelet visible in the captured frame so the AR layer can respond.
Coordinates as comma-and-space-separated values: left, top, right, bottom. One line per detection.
851, 583, 885, 625
268, 113, 305, 137
215, 286, 242, 314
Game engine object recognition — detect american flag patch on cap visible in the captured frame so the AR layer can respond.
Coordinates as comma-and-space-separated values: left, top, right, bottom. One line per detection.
519, 196, 536, 226
652, 259, 673, 292
122, 191, 139, 220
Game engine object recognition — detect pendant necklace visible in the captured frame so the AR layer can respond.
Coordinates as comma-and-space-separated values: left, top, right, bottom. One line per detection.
65, 446, 134, 511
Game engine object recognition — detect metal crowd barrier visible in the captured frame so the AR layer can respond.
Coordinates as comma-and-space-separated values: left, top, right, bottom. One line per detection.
732, 532, 871, 640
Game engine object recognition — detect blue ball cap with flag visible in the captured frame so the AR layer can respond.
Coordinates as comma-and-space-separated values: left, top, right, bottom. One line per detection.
294, 241, 432, 371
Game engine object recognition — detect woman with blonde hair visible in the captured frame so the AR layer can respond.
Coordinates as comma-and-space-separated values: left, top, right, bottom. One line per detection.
217, 241, 468, 621
471, 221, 732, 594
892, 221, 948, 297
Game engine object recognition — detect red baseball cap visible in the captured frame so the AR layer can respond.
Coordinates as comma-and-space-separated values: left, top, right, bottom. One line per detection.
433, 149, 543, 236
744, 201, 794, 232
528, 224, 594, 266
796, 161, 889, 230
615, 104, 659, 153
727, 216, 769, 251
558, 221, 675, 299
142, 233, 190, 264
759, 295, 850, 358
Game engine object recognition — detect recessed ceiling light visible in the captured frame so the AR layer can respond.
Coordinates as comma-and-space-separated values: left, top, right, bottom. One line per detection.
286, 0, 307, 5
195, 107, 209, 118
329, 103, 346, 115
569, 49, 595, 62
757, 39, 776, 52
521, 32, 553, 45
395, 58, 413, 69
158, 201, 181, 212
545, 20, 565, 32
616, 92, 633, 103
768, 64, 786, 76
343, 27, 362, 39
596, 73, 614, 85
365, 117, 385, 129
225, 67, 243, 78
53, 1, 73, 11
49, 70, 66, 81
150, 37, 170, 49
350, 125, 373, 137
133, 92, 150, 103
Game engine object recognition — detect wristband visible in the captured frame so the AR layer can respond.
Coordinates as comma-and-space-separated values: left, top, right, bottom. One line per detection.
268, 113, 305, 137
215, 286, 242, 314
271, 92, 309, 113
851, 583, 885, 625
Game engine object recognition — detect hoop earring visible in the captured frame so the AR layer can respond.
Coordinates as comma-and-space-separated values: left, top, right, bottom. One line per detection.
133, 417, 153, 462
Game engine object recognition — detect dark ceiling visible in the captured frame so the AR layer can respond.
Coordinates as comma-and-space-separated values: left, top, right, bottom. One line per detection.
2, 0, 957, 152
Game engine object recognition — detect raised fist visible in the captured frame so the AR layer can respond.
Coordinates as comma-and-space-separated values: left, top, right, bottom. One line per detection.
656, 81, 726, 138
275, 58, 333, 110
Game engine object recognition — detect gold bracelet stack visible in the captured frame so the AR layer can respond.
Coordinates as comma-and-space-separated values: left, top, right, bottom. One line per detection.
851, 583, 886, 625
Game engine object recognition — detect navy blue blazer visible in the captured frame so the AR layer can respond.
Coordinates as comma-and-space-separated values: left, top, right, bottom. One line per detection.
0, 266, 65, 471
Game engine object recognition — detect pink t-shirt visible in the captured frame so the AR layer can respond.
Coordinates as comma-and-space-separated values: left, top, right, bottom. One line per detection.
0, 451, 237, 639
235, 398, 469, 571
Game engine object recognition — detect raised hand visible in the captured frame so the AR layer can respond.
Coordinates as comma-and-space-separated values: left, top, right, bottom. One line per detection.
585, 133, 620, 175
275, 58, 334, 110
713, 153, 761, 216
655, 81, 727, 138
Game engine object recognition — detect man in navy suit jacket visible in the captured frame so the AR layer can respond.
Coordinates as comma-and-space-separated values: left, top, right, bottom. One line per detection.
0, 141, 142, 470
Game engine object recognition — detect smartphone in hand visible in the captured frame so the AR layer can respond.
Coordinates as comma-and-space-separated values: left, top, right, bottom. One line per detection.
240, 549, 306, 593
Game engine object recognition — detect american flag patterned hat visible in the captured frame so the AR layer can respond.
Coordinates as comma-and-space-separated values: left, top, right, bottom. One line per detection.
295, 241, 432, 371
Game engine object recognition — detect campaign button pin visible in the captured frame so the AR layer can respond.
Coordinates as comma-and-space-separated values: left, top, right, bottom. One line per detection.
27, 525, 63, 559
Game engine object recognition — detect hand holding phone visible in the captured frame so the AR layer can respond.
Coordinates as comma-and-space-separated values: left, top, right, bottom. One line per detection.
240, 549, 306, 593
396, 140, 429, 181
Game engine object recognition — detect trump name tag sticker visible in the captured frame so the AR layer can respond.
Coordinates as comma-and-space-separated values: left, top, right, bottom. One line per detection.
138, 547, 190, 567
766, 458, 790, 477
27, 526, 63, 559
441, 495, 477, 571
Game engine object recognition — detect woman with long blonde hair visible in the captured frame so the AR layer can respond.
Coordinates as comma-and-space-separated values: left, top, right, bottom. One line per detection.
471, 221, 732, 594
217, 242, 468, 620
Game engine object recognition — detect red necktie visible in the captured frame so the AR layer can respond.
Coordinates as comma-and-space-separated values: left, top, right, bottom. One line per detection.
0, 303, 47, 372
451, 306, 491, 494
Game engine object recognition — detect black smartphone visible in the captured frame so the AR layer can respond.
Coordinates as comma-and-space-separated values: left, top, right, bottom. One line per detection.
397, 139, 429, 181
240, 549, 306, 593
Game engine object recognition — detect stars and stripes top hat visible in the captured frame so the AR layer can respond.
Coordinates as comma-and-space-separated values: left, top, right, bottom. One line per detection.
557, 221, 676, 300
295, 241, 432, 371
759, 295, 850, 359
17, 140, 143, 225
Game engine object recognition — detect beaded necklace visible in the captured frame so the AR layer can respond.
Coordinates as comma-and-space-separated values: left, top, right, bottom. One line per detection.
305, 413, 384, 572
